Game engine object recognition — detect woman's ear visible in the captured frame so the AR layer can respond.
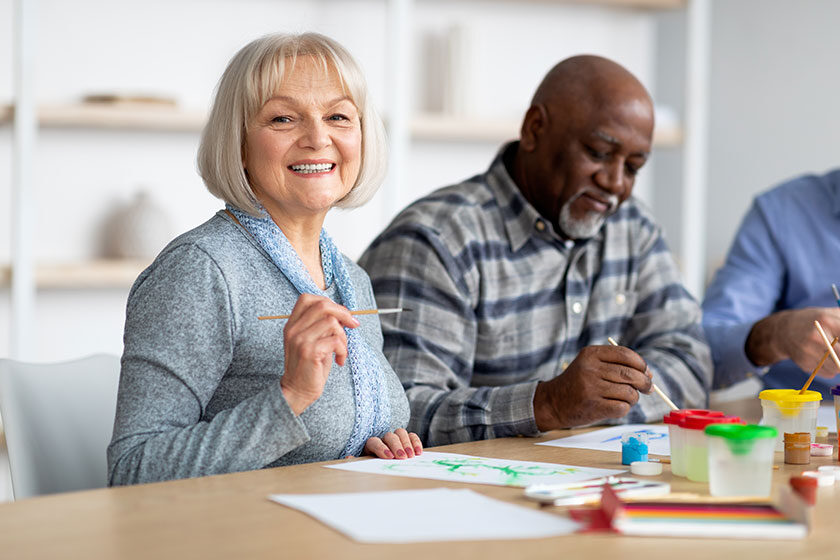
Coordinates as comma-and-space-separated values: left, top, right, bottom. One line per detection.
519, 104, 547, 152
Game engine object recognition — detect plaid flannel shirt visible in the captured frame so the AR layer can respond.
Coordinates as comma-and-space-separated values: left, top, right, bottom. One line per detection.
359, 144, 712, 446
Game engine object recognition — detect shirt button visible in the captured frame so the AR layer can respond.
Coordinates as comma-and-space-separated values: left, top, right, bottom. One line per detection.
615, 293, 626, 306
561, 361, 569, 370
535, 221, 546, 232
572, 301, 583, 314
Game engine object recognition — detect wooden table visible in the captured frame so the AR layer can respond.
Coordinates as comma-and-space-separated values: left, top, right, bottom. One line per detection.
2, 400, 838, 559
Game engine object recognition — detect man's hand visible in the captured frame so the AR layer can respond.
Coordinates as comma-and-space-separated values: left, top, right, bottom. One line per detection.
746, 307, 840, 377
533, 345, 652, 431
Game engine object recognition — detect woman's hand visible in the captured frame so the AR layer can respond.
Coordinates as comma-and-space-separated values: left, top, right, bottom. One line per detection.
363, 428, 424, 459
280, 293, 359, 415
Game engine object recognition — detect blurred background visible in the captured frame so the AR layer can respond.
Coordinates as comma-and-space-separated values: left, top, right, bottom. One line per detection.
2, 0, 840, 364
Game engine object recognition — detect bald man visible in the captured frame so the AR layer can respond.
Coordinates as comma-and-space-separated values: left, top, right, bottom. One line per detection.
359, 56, 712, 445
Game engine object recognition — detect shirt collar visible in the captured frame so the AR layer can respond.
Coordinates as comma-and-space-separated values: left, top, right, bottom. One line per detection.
485, 142, 580, 252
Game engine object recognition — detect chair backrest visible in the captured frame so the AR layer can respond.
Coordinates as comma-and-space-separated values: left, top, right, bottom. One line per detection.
0, 354, 121, 500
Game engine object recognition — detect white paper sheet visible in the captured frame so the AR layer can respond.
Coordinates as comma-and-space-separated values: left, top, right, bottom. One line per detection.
326, 451, 623, 487
818, 404, 837, 431
537, 423, 671, 456
268, 488, 581, 542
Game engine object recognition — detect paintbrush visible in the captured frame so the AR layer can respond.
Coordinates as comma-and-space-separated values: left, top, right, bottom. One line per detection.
258, 307, 410, 321
813, 320, 840, 375
800, 335, 839, 394
608, 337, 679, 411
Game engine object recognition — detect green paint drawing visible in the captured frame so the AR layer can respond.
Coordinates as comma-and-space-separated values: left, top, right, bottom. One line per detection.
382, 456, 583, 485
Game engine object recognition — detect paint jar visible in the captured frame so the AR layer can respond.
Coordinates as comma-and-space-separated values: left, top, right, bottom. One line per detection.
816, 426, 829, 443
621, 432, 649, 465
705, 424, 777, 497
683, 415, 742, 482
664, 409, 724, 478
759, 389, 821, 452
783, 432, 811, 465
832, 385, 840, 441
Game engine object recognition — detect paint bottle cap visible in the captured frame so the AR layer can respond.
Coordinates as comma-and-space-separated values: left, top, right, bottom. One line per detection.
630, 461, 662, 476
817, 465, 840, 482
783, 432, 811, 444
801, 470, 835, 487
682, 415, 741, 430
816, 426, 829, 438
663, 409, 724, 425
789, 475, 818, 505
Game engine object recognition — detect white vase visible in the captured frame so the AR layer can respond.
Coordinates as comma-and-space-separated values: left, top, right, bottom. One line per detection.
104, 191, 173, 259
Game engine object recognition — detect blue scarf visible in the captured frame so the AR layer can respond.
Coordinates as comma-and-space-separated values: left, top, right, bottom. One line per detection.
227, 204, 391, 458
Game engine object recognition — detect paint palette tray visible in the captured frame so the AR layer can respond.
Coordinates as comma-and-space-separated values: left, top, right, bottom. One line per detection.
525, 476, 670, 506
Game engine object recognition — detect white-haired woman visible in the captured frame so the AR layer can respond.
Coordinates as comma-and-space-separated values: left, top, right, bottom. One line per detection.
108, 32, 421, 485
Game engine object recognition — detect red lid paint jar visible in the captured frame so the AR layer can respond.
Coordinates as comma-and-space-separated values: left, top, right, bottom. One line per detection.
664, 409, 724, 477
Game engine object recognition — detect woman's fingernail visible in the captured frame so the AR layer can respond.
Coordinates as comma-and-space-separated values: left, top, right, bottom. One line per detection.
396, 449, 406, 458
352, 317, 361, 326
415, 446, 423, 455
384, 449, 394, 459
405, 447, 414, 458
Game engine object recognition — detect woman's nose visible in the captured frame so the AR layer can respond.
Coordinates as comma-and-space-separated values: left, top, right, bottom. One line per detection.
299, 119, 330, 150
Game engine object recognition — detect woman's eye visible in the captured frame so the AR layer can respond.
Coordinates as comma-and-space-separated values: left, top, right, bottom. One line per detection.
625, 163, 639, 176
271, 115, 292, 124
328, 114, 349, 121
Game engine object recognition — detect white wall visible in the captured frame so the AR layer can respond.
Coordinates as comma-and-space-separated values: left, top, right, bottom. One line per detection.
0, 0, 660, 362
703, 0, 840, 279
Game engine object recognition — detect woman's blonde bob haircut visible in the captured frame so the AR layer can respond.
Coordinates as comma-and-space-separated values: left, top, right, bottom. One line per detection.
197, 32, 387, 215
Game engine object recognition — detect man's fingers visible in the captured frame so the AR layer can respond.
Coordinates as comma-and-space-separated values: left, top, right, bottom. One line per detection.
600, 344, 648, 372
602, 364, 651, 392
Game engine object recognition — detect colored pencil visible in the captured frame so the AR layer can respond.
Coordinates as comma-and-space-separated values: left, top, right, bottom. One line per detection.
608, 337, 679, 411
832, 283, 840, 307
258, 307, 409, 321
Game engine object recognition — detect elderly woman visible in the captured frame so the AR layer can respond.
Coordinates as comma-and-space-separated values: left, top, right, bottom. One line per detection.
108, 32, 420, 486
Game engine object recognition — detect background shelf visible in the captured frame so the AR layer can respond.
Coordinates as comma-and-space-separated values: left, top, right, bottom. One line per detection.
0, 104, 683, 147
0, 259, 150, 290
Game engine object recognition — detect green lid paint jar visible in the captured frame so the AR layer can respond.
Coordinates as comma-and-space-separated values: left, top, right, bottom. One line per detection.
705, 424, 778, 497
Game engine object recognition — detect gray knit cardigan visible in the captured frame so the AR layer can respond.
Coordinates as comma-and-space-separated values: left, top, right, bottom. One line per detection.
107, 211, 410, 486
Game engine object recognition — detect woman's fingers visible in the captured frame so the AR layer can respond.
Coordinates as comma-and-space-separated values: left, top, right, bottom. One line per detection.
363, 432, 424, 460
287, 294, 360, 332
394, 428, 415, 458
408, 431, 423, 456
363, 437, 394, 459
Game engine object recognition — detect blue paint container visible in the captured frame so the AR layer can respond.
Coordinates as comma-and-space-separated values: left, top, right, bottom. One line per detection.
621, 432, 649, 465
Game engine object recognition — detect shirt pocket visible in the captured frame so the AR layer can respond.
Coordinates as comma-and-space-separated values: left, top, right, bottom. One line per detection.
585, 289, 638, 343
473, 311, 565, 386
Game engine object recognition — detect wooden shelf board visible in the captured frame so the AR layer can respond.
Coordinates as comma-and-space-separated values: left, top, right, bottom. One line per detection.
0, 259, 151, 290
0, 104, 682, 146
412, 112, 683, 147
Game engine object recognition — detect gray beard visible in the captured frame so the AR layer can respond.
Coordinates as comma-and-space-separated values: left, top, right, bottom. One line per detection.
558, 188, 619, 239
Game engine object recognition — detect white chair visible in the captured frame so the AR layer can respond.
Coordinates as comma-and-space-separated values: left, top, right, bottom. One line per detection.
0, 354, 121, 500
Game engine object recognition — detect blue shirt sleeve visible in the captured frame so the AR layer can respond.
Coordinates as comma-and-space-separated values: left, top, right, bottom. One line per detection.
702, 200, 785, 388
